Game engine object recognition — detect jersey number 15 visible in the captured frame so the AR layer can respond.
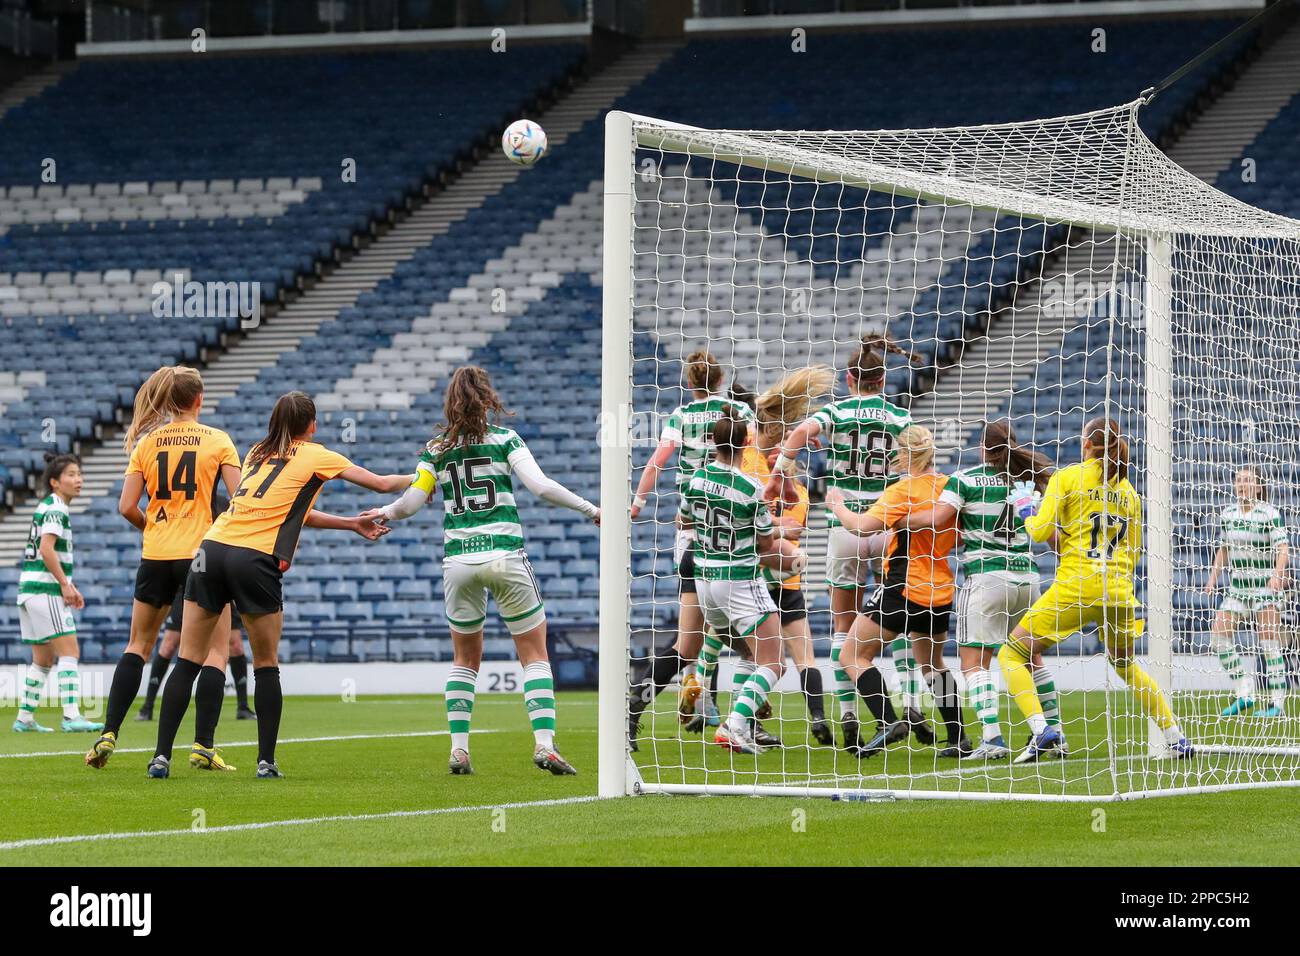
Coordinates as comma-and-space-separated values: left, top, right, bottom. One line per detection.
447, 458, 497, 515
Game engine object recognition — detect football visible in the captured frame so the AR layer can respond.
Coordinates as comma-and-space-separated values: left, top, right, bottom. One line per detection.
501, 118, 547, 166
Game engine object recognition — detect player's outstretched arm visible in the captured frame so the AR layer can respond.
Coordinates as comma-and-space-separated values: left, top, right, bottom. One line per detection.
1022, 471, 1062, 542
825, 487, 886, 536
219, 463, 242, 499
306, 509, 389, 541
118, 473, 147, 531
901, 501, 958, 532
765, 418, 820, 501
632, 438, 676, 519
338, 465, 415, 494
512, 448, 599, 523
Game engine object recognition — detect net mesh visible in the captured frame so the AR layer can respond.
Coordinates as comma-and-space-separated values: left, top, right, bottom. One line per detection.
619, 101, 1300, 800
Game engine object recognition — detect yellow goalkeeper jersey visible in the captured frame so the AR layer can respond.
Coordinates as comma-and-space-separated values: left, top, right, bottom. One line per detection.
1025, 458, 1142, 601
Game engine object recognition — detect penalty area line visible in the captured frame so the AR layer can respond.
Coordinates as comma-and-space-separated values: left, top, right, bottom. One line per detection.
0, 795, 603, 851
0, 728, 499, 760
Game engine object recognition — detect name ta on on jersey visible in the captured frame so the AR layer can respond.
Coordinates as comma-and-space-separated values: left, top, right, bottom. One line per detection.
1087, 486, 1131, 508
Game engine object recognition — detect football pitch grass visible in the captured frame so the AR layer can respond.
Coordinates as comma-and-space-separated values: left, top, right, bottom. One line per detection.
2, 690, 1297, 866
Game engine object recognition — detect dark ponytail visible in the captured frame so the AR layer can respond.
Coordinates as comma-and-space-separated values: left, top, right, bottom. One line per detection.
983, 419, 1053, 492
40, 452, 81, 492
849, 333, 919, 388
686, 350, 723, 394
1083, 416, 1129, 484
249, 391, 317, 467
438, 366, 511, 451
712, 416, 749, 460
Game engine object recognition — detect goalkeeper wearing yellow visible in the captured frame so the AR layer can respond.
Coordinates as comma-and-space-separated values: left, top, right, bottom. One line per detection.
999, 416, 1193, 762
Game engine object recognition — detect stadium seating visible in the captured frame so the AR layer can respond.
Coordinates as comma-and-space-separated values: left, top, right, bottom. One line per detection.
0, 45, 586, 503
0, 15, 1264, 658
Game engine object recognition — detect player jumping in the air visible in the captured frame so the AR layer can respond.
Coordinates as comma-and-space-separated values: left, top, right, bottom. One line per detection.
626, 351, 754, 750
688, 367, 834, 745
1002, 416, 1193, 763
363, 366, 599, 776
1205, 466, 1290, 718
826, 425, 969, 758
13, 453, 102, 734
146, 391, 400, 779
87, 367, 243, 769
764, 335, 932, 751
679, 416, 799, 756
900, 421, 1055, 760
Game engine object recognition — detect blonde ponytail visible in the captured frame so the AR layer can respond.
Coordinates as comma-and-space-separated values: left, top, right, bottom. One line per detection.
755, 366, 834, 448
895, 424, 936, 471
123, 366, 204, 451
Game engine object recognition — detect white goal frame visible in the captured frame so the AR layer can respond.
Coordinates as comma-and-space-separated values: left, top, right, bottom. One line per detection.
596, 106, 1300, 802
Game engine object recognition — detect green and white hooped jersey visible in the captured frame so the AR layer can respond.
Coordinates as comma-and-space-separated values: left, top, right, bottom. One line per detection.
809, 394, 910, 527
18, 494, 73, 602
661, 395, 754, 491
1219, 502, 1287, 597
415, 426, 530, 562
678, 461, 772, 581
939, 465, 1037, 578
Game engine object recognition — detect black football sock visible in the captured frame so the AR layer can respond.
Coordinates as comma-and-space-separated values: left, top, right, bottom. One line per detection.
254, 666, 283, 765
855, 667, 898, 726
193, 665, 226, 749
627, 640, 665, 711
143, 648, 173, 710
629, 646, 687, 719
929, 669, 965, 744
154, 657, 201, 761
800, 666, 826, 721
103, 652, 145, 735
229, 654, 250, 710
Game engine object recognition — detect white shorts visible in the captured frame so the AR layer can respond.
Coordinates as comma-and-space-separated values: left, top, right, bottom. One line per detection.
1220, 591, 1284, 617
442, 552, 546, 636
956, 573, 1039, 648
18, 593, 77, 644
696, 577, 779, 638
674, 528, 695, 568
825, 526, 891, 589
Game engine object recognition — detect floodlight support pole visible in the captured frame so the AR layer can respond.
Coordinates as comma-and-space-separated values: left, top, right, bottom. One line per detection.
598, 110, 636, 798
1144, 232, 1175, 757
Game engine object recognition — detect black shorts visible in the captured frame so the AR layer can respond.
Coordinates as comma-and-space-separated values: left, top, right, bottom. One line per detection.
185, 540, 283, 616
166, 589, 242, 633
134, 558, 193, 608
864, 582, 951, 636
767, 584, 807, 625
678, 550, 697, 596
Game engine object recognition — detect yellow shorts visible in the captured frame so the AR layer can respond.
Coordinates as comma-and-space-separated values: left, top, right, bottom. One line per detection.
1015, 582, 1144, 652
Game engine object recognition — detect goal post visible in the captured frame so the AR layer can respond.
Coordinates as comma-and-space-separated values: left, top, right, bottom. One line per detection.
1143, 232, 1174, 760
598, 109, 637, 800
599, 103, 1300, 801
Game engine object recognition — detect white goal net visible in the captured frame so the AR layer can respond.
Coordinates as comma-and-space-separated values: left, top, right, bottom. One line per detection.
597, 102, 1300, 802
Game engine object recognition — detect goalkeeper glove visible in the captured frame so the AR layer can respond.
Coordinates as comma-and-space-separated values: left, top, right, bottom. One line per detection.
1009, 480, 1041, 520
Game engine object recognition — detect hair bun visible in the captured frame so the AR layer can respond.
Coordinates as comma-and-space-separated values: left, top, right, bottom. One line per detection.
42, 451, 57, 463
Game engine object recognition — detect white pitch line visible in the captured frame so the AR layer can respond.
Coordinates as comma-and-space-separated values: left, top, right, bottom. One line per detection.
0, 795, 603, 851
0, 728, 499, 760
